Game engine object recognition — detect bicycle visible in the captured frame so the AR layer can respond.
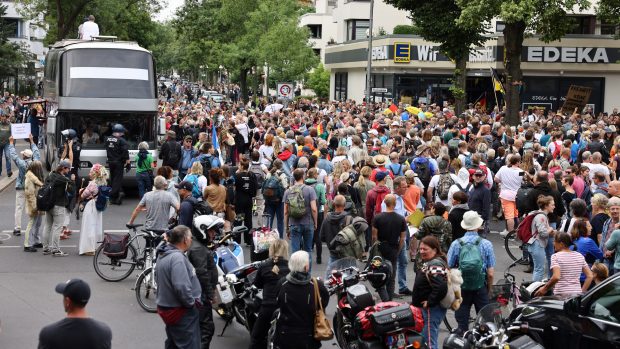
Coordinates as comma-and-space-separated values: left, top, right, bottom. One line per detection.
135, 263, 158, 313
504, 230, 530, 265
93, 224, 165, 282
443, 256, 528, 333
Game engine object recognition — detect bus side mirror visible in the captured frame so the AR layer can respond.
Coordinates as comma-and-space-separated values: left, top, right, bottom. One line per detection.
158, 117, 166, 135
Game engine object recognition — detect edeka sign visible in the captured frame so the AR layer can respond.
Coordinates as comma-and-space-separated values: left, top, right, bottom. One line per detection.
394, 43, 411, 63
526, 46, 610, 63
372, 45, 389, 61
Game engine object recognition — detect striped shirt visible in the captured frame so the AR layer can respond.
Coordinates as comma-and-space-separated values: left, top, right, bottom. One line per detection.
550, 251, 587, 296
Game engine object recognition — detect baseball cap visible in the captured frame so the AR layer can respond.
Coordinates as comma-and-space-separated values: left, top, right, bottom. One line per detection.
59, 159, 71, 169
375, 171, 388, 182
175, 180, 193, 191
55, 279, 91, 305
21, 149, 33, 159
473, 169, 485, 176
302, 146, 312, 154
184, 135, 193, 141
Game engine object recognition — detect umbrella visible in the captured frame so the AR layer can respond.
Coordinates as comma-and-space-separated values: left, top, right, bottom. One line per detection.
264, 103, 284, 113
383, 108, 393, 115
406, 106, 421, 115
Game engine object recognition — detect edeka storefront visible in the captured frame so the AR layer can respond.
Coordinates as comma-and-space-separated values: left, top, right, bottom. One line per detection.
324, 35, 620, 113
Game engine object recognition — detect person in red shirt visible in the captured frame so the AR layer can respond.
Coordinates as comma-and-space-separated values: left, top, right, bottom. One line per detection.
370, 154, 394, 184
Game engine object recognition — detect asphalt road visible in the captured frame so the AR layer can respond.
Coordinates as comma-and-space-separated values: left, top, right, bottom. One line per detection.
0, 183, 528, 349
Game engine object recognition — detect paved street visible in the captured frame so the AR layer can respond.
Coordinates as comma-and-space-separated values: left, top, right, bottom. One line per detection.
0, 183, 528, 348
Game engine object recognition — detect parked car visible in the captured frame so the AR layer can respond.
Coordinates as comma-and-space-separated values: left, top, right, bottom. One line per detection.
209, 93, 225, 103
510, 272, 620, 349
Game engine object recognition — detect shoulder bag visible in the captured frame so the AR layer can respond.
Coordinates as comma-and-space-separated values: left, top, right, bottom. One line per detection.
312, 278, 334, 341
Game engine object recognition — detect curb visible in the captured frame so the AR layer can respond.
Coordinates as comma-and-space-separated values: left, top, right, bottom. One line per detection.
0, 176, 16, 194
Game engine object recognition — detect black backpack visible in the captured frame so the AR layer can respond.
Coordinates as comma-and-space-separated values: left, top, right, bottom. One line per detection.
516, 185, 535, 216
167, 141, 181, 165
413, 158, 432, 189
200, 155, 212, 177
37, 180, 55, 212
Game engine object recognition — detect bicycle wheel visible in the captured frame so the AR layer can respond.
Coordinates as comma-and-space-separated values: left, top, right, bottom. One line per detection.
136, 267, 157, 313
93, 243, 138, 282
504, 231, 529, 265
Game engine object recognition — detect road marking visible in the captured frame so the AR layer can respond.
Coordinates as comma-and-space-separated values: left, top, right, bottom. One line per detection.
1, 229, 129, 234
0, 245, 77, 248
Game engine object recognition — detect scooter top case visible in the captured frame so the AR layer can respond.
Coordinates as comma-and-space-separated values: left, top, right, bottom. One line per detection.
217, 243, 244, 275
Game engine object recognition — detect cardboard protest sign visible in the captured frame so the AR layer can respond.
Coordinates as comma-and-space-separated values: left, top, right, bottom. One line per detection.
561, 85, 592, 113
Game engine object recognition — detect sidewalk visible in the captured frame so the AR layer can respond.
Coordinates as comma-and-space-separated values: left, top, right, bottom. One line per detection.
0, 174, 16, 193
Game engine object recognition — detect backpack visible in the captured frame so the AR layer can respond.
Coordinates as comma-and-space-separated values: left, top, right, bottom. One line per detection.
287, 184, 307, 219
463, 153, 473, 168
36, 180, 55, 212
516, 186, 535, 215
167, 141, 181, 165
458, 237, 485, 290
455, 182, 472, 193
95, 185, 112, 212
250, 163, 265, 188
387, 163, 403, 176
580, 184, 592, 207
262, 174, 285, 202
373, 189, 390, 214
413, 158, 431, 189
185, 174, 203, 198
193, 200, 213, 217
200, 155, 212, 177
330, 216, 365, 259
551, 141, 562, 159
517, 212, 544, 243
437, 173, 454, 200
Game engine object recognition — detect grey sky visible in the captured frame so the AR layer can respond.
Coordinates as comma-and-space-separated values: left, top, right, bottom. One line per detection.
154, 0, 184, 22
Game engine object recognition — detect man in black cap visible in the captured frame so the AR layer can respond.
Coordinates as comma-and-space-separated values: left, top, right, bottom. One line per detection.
39, 279, 112, 349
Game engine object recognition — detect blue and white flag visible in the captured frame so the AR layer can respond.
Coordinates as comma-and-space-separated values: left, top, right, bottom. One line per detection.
212, 123, 224, 165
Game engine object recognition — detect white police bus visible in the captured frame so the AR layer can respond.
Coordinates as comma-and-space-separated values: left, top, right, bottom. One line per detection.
43, 37, 161, 180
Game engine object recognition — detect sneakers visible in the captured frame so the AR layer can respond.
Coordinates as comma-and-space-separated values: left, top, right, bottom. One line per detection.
33, 243, 43, 248
52, 250, 68, 257
43, 248, 52, 255
24, 246, 37, 252
500, 229, 510, 237
398, 288, 413, 296
13, 229, 21, 236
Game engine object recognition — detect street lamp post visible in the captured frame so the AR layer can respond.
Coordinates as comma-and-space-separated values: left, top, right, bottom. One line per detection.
218, 65, 223, 84
365, 0, 374, 104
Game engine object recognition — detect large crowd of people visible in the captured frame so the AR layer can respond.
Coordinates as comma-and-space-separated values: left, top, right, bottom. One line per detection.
3, 80, 619, 348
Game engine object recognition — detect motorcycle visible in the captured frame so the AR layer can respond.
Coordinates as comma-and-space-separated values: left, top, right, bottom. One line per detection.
326, 260, 428, 349
443, 302, 545, 349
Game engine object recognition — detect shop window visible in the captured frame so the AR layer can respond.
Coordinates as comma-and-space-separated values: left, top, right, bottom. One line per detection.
308, 24, 322, 39
566, 16, 595, 35
335, 72, 348, 101
601, 19, 618, 35
347, 19, 369, 41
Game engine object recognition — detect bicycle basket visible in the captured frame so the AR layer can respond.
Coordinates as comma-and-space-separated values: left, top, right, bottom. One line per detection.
490, 281, 512, 303
103, 233, 130, 259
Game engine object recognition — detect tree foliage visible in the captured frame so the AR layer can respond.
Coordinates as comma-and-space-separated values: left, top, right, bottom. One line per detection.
392, 24, 418, 35
306, 63, 330, 99
385, 0, 488, 113
457, 0, 591, 125
18, 0, 162, 47
0, 4, 33, 79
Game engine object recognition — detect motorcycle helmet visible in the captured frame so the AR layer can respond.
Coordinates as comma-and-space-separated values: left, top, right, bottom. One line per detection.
524, 281, 547, 299
365, 256, 391, 290
61, 129, 77, 140
193, 215, 225, 241
112, 124, 125, 133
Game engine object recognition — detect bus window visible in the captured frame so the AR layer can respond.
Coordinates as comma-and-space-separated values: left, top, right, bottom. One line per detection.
58, 112, 156, 150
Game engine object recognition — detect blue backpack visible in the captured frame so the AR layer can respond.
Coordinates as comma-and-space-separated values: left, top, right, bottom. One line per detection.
185, 174, 203, 198
95, 186, 112, 211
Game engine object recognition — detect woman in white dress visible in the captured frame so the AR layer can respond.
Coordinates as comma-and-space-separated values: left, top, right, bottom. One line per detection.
78, 163, 108, 256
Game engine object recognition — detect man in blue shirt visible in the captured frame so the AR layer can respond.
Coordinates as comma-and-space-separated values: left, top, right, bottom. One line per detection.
447, 210, 495, 334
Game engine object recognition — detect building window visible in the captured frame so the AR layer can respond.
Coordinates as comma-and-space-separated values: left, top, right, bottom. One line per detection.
566, 16, 595, 34
601, 19, 618, 35
308, 24, 322, 39
335, 72, 348, 101
313, 48, 321, 56
1, 18, 20, 38
346, 19, 369, 41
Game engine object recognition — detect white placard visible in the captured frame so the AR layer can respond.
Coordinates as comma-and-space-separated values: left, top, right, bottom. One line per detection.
11, 123, 31, 139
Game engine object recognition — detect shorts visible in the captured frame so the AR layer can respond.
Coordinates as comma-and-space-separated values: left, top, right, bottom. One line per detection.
500, 198, 518, 220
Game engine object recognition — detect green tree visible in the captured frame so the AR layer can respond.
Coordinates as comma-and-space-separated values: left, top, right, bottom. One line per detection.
457, 0, 591, 125
385, 0, 487, 114
18, 0, 162, 47
0, 4, 32, 85
306, 63, 330, 99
